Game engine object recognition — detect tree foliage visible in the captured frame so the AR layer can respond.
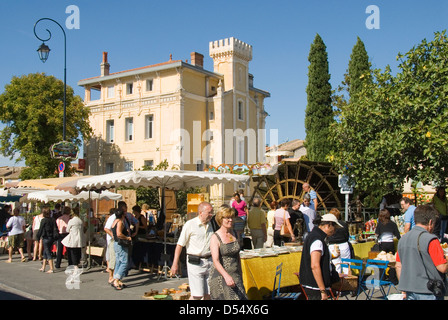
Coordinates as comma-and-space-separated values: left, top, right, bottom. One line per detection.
333, 37, 372, 118
347, 37, 372, 100
305, 34, 334, 161
330, 31, 448, 194
0, 73, 92, 179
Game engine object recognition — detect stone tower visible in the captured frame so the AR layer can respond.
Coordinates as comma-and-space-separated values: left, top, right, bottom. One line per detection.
209, 37, 253, 92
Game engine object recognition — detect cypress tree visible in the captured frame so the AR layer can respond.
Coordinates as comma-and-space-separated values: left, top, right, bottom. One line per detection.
347, 37, 371, 101
305, 34, 333, 162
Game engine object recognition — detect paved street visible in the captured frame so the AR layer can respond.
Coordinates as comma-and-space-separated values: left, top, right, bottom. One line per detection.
0, 250, 406, 301
0, 252, 187, 300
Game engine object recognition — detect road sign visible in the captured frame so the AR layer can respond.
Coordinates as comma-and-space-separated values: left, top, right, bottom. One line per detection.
58, 162, 65, 173
339, 174, 354, 194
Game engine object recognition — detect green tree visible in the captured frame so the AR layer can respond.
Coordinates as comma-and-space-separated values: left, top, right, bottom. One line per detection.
333, 37, 372, 118
347, 37, 372, 100
330, 31, 448, 194
305, 34, 334, 161
0, 73, 92, 179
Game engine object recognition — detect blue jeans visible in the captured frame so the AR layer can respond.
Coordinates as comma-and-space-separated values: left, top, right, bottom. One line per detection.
42, 238, 54, 260
406, 292, 443, 300
113, 242, 129, 280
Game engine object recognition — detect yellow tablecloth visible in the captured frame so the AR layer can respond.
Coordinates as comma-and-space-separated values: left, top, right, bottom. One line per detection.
241, 252, 302, 300
352, 241, 376, 259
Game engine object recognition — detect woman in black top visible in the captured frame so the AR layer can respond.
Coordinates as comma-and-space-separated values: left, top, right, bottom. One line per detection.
375, 209, 401, 254
36, 206, 58, 273
132, 205, 147, 237
111, 209, 132, 290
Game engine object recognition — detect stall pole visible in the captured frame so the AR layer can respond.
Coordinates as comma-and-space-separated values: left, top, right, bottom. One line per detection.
158, 187, 178, 281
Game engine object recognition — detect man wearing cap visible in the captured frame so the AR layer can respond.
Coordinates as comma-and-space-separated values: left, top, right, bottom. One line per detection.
299, 214, 343, 300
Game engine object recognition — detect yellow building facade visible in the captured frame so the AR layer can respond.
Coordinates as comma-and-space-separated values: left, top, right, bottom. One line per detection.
78, 37, 270, 200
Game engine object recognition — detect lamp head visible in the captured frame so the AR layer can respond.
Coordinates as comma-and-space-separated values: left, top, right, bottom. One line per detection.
37, 42, 51, 63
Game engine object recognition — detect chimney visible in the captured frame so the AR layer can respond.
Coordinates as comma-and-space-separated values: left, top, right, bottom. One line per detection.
190, 52, 204, 68
101, 52, 110, 76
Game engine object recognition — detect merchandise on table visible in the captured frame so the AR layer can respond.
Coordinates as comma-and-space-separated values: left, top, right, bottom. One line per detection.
239, 245, 302, 259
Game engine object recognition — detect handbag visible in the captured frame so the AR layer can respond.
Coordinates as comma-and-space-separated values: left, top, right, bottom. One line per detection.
280, 209, 291, 237
417, 232, 446, 297
118, 238, 132, 247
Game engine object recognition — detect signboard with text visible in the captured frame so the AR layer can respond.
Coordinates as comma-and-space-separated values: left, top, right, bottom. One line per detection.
50, 141, 79, 160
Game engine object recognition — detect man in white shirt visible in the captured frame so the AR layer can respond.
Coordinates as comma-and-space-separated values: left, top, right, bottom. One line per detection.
171, 202, 214, 300
6, 208, 26, 263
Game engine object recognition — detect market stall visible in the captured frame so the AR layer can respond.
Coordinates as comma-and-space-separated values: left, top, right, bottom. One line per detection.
240, 247, 301, 300
239, 240, 399, 300
75, 170, 250, 278
18, 187, 122, 267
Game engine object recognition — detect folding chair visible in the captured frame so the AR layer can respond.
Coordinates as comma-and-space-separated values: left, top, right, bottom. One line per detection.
359, 259, 397, 300
272, 263, 301, 300
332, 258, 364, 300
293, 272, 336, 300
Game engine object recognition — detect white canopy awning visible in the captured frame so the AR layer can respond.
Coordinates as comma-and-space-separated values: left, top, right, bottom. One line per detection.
76, 170, 250, 191
22, 189, 122, 203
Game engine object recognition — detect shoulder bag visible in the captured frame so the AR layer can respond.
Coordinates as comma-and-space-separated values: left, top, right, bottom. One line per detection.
417, 232, 446, 297
280, 209, 291, 238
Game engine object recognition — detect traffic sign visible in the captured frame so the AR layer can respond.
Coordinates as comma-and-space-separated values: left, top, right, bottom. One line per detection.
58, 162, 65, 173
339, 174, 354, 194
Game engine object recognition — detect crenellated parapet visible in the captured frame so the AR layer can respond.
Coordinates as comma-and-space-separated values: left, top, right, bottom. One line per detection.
209, 37, 253, 61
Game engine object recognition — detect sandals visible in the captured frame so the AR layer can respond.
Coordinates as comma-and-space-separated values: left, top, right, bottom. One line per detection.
39, 268, 45, 272
112, 283, 123, 290
21, 257, 27, 262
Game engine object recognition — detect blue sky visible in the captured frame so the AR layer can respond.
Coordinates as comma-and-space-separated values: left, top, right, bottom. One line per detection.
1, 0, 447, 167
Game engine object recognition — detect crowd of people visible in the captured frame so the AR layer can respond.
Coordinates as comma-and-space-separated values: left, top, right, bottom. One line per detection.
1, 184, 447, 301
0, 200, 157, 289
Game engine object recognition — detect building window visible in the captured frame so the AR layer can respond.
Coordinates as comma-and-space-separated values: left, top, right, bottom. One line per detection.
126, 83, 133, 95
145, 114, 154, 139
144, 160, 154, 169
125, 117, 133, 141
106, 120, 114, 143
90, 88, 101, 101
238, 101, 244, 121
209, 111, 214, 121
146, 79, 153, 92
105, 163, 114, 174
107, 86, 115, 98
124, 161, 133, 172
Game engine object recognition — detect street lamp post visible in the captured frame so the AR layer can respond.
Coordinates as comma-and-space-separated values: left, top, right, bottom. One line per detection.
33, 18, 67, 141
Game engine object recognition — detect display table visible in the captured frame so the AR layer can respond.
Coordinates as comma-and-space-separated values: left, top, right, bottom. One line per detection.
351, 239, 398, 259
351, 241, 376, 259
240, 252, 302, 300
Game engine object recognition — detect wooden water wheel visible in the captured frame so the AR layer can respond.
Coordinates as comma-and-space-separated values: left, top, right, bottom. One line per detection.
250, 160, 343, 211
